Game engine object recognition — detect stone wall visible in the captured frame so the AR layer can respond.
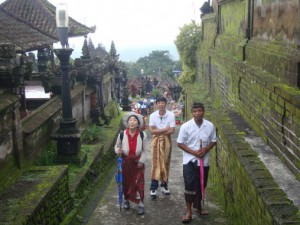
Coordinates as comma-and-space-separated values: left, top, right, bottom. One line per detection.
193, 0, 300, 223
200, 0, 300, 181
184, 82, 300, 224
0, 165, 71, 225
209, 110, 300, 224
21, 83, 90, 165
103, 74, 113, 106
0, 82, 94, 183
0, 93, 22, 181
21, 96, 61, 162
0, 107, 121, 225
71, 84, 93, 125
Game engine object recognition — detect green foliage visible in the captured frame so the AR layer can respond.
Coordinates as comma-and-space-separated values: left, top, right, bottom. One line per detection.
178, 64, 196, 84
151, 88, 163, 99
175, 21, 202, 84
104, 100, 120, 119
109, 41, 117, 58
81, 124, 103, 144
81, 145, 92, 154
34, 141, 57, 166
126, 50, 178, 78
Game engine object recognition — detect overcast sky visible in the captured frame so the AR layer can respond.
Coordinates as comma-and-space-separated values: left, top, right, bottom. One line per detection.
1, 0, 204, 60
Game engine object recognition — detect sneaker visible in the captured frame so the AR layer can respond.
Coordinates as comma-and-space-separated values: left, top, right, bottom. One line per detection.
123, 200, 130, 209
161, 186, 170, 195
150, 189, 157, 199
137, 206, 145, 215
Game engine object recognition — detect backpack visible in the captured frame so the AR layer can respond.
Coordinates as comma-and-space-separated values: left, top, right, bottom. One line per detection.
119, 130, 144, 141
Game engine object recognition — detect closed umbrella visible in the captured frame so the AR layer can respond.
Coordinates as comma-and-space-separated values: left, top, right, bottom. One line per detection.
199, 140, 205, 206
115, 155, 123, 212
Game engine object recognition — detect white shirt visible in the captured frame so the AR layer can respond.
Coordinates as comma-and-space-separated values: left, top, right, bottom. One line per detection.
177, 118, 217, 166
149, 110, 176, 129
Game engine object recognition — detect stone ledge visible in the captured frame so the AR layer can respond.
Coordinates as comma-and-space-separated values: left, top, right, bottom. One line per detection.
0, 120, 121, 225
61, 122, 121, 224
21, 96, 61, 134
0, 165, 70, 225
212, 109, 300, 224
0, 93, 19, 111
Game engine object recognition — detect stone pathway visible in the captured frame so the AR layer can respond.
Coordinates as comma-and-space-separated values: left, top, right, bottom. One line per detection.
86, 125, 229, 225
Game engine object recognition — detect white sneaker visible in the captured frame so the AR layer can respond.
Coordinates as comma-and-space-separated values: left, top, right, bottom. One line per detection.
161, 186, 170, 195
150, 189, 157, 199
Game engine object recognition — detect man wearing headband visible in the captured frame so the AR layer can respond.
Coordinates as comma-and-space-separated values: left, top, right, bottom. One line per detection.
148, 96, 176, 199
114, 112, 148, 215
177, 102, 217, 223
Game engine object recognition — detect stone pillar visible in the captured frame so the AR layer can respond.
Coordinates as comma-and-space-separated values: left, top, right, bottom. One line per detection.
51, 48, 86, 166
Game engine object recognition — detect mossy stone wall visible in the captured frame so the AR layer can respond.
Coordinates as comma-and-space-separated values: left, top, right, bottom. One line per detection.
200, 0, 300, 181
215, 0, 248, 61
210, 111, 300, 225
0, 93, 22, 181
192, 1, 300, 224
198, 13, 216, 84
206, 48, 300, 178
21, 96, 61, 162
21, 84, 91, 166
0, 166, 72, 225
184, 83, 300, 224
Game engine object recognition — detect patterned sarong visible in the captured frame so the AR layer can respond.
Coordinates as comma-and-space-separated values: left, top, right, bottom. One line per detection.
150, 134, 172, 183
122, 156, 145, 204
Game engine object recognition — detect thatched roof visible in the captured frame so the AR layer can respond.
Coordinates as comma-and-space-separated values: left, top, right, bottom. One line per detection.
0, 8, 56, 52
0, 0, 96, 52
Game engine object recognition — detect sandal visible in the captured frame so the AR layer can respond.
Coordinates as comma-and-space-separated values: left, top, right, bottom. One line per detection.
196, 208, 208, 216
200, 210, 208, 215
181, 215, 192, 224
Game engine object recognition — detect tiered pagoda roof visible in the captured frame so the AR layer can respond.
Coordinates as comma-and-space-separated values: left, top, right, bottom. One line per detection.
0, 0, 95, 52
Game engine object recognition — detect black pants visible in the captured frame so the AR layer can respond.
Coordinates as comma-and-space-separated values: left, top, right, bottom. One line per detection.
183, 160, 209, 208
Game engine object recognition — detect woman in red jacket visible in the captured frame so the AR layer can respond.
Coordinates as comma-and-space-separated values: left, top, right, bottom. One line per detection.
114, 112, 148, 215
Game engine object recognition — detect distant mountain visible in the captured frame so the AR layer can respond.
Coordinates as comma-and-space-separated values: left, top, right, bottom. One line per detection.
118, 44, 179, 62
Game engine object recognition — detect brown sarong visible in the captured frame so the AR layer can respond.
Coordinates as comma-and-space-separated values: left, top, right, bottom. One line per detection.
150, 134, 172, 183
122, 156, 145, 204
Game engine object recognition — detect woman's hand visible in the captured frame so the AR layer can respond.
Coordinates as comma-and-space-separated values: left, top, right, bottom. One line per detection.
117, 147, 123, 155
137, 162, 144, 168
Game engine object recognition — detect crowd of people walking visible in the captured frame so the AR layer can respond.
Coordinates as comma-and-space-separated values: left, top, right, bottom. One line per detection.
114, 96, 217, 224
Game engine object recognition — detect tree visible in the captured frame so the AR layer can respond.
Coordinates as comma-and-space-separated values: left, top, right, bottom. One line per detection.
151, 88, 162, 99
126, 50, 176, 78
107, 41, 119, 74
109, 41, 118, 59
174, 21, 202, 84
88, 37, 96, 58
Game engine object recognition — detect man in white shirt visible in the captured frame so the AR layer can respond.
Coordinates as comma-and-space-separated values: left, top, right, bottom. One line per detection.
177, 102, 217, 223
149, 96, 176, 199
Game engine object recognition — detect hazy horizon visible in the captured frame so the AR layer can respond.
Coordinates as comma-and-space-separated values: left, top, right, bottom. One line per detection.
70, 43, 179, 62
